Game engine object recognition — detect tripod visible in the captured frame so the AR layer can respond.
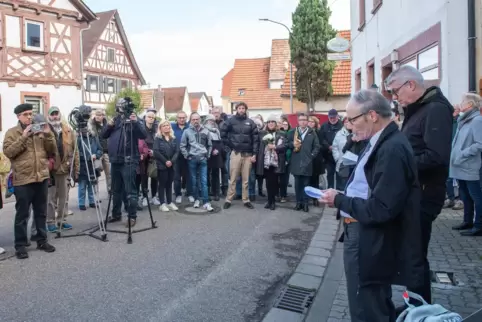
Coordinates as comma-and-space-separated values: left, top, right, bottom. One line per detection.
98, 116, 157, 244
55, 128, 107, 242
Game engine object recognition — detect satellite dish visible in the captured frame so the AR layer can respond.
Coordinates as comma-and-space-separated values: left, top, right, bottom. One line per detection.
327, 37, 350, 53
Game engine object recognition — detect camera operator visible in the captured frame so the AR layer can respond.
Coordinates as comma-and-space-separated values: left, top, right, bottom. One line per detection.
89, 109, 110, 192
102, 99, 147, 227
3, 104, 57, 259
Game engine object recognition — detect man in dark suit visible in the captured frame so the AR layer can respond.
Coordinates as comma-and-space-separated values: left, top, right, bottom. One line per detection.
321, 90, 424, 321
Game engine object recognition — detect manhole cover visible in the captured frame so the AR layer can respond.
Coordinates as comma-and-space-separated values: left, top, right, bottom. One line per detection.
177, 205, 222, 215
273, 285, 315, 314
430, 270, 456, 285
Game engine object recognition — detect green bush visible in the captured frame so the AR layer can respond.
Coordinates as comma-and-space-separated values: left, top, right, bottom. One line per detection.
105, 88, 143, 117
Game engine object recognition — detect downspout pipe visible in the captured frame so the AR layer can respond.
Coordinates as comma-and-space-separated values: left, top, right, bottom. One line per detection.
79, 22, 93, 105
468, 0, 476, 92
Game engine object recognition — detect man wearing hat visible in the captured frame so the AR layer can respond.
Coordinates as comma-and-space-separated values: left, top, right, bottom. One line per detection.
319, 109, 343, 189
3, 103, 58, 259
46, 106, 79, 233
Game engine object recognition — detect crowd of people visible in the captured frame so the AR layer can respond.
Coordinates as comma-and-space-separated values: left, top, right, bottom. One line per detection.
1, 64, 480, 321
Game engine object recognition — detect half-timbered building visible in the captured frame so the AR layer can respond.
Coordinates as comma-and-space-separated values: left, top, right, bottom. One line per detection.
0, 0, 96, 136
82, 10, 145, 110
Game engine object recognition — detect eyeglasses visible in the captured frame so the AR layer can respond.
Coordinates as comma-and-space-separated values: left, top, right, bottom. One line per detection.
347, 112, 366, 124
387, 81, 409, 96
19, 112, 33, 117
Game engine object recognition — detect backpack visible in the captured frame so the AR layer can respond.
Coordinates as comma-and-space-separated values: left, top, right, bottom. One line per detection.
396, 291, 463, 322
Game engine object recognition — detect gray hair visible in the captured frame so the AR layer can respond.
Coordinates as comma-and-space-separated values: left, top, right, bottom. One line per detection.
351, 90, 392, 118
385, 65, 424, 87
463, 92, 482, 109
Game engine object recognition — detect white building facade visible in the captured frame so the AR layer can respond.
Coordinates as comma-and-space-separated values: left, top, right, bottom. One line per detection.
350, 0, 468, 103
0, 0, 96, 142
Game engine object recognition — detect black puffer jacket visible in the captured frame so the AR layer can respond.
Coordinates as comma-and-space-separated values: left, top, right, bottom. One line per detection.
142, 119, 159, 150
221, 113, 259, 154
153, 134, 179, 171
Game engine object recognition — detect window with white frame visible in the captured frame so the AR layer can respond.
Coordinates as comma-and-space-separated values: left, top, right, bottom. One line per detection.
87, 75, 99, 92
24, 20, 43, 51
401, 45, 439, 80
106, 78, 115, 93
107, 48, 115, 62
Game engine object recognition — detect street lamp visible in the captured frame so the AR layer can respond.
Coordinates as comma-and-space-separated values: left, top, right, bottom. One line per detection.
259, 18, 293, 114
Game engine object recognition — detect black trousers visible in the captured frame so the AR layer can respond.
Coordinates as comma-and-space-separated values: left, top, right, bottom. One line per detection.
112, 163, 138, 219
158, 168, 174, 205
279, 163, 290, 198
14, 180, 49, 249
264, 167, 279, 203
257, 175, 264, 193
358, 284, 395, 322
141, 174, 158, 198
209, 168, 220, 196
407, 211, 433, 304
294, 175, 310, 205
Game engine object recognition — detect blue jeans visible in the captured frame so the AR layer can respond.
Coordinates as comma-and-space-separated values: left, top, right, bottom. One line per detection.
111, 163, 138, 219
294, 175, 310, 205
458, 180, 482, 228
236, 167, 256, 197
78, 179, 94, 207
188, 159, 209, 204
446, 177, 455, 200
326, 161, 336, 189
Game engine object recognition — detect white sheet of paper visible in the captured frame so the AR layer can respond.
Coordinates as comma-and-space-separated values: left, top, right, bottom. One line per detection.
340, 211, 354, 219
342, 151, 358, 165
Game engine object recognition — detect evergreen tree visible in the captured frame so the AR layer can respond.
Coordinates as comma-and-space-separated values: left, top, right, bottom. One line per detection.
290, 0, 337, 112
105, 88, 144, 117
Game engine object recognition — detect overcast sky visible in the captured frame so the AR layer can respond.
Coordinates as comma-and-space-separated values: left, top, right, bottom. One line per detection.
87, 0, 351, 104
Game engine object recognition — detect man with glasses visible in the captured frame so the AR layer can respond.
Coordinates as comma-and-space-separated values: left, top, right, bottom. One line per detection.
319, 109, 343, 189
3, 104, 58, 259
385, 65, 453, 306
172, 111, 192, 203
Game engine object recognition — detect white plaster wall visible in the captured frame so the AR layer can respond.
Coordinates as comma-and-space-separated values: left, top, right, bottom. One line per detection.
33, 0, 78, 12
248, 109, 282, 119
0, 83, 82, 143
5, 15, 21, 48
350, 0, 468, 103
182, 91, 191, 115
198, 96, 210, 116
269, 80, 284, 89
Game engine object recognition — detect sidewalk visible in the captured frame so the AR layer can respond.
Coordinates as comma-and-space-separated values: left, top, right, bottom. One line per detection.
305, 208, 482, 321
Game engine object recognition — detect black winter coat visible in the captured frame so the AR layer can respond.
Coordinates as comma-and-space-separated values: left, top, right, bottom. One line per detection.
255, 130, 287, 176
287, 127, 320, 177
401, 86, 454, 216
319, 120, 343, 163
143, 120, 159, 150
334, 121, 424, 289
312, 129, 325, 175
153, 135, 179, 171
220, 114, 259, 154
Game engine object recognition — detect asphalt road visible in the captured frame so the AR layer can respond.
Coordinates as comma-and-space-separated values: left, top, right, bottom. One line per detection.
0, 182, 321, 322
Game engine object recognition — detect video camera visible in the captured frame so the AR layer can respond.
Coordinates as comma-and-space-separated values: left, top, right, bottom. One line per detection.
115, 97, 135, 118
68, 104, 92, 131
32, 114, 47, 134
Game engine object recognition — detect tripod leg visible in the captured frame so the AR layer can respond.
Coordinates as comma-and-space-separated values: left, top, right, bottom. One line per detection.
104, 190, 113, 228
127, 211, 132, 244
143, 189, 158, 229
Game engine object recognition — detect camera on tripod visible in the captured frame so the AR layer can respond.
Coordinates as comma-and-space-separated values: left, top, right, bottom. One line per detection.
115, 97, 135, 118
68, 105, 92, 131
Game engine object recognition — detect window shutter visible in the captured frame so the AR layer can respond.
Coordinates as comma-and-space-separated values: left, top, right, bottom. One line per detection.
99, 76, 104, 93
86, 75, 91, 92
117, 79, 122, 93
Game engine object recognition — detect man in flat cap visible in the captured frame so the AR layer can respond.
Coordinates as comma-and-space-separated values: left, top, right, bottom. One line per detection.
3, 104, 58, 259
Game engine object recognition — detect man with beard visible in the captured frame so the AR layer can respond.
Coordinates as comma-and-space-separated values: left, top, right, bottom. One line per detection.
3, 103, 57, 259
140, 109, 160, 207
221, 102, 259, 209
89, 110, 110, 192
319, 109, 343, 189
46, 107, 79, 232
385, 65, 453, 306
172, 111, 192, 203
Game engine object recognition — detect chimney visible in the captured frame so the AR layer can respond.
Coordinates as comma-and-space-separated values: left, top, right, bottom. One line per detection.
158, 84, 161, 91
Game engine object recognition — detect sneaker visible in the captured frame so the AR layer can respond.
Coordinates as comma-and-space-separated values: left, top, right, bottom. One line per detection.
79, 206, 87, 211
443, 199, 455, 208
137, 198, 144, 209
16, 247, 28, 259
193, 200, 200, 208
67, 210, 74, 216
37, 242, 55, 253
159, 204, 170, 212
142, 198, 148, 207
203, 203, 214, 212
452, 200, 464, 210
223, 202, 231, 209
0, 247, 5, 255
168, 203, 178, 211
175, 196, 182, 204
47, 224, 58, 233
89, 204, 95, 208
188, 196, 195, 203
125, 218, 136, 228
58, 223, 73, 230
151, 196, 161, 206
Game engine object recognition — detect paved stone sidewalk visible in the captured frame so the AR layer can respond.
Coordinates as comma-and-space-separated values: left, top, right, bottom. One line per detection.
321, 208, 482, 321
262, 207, 340, 322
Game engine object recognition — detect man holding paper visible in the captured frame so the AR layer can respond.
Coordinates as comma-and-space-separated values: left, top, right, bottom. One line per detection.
320, 90, 424, 322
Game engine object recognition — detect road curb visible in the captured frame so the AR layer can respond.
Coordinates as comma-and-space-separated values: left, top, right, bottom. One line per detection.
262, 207, 342, 322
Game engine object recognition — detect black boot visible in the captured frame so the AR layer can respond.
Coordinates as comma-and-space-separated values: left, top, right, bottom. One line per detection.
303, 204, 309, 212
258, 188, 265, 197
264, 202, 271, 209
294, 204, 302, 211
270, 202, 276, 210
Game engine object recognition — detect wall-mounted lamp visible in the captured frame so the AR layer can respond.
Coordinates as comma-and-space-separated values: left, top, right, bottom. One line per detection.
390, 50, 399, 63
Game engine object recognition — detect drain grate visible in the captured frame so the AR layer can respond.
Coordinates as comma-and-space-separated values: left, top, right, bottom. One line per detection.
273, 286, 315, 314
430, 270, 456, 285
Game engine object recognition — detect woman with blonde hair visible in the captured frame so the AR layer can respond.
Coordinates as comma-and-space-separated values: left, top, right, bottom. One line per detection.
153, 120, 179, 212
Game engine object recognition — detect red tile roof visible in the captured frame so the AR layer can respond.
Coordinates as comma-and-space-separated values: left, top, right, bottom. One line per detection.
269, 39, 290, 81
163, 87, 187, 113
281, 30, 351, 97
221, 69, 234, 97
228, 58, 282, 108
189, 92, 205, 112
